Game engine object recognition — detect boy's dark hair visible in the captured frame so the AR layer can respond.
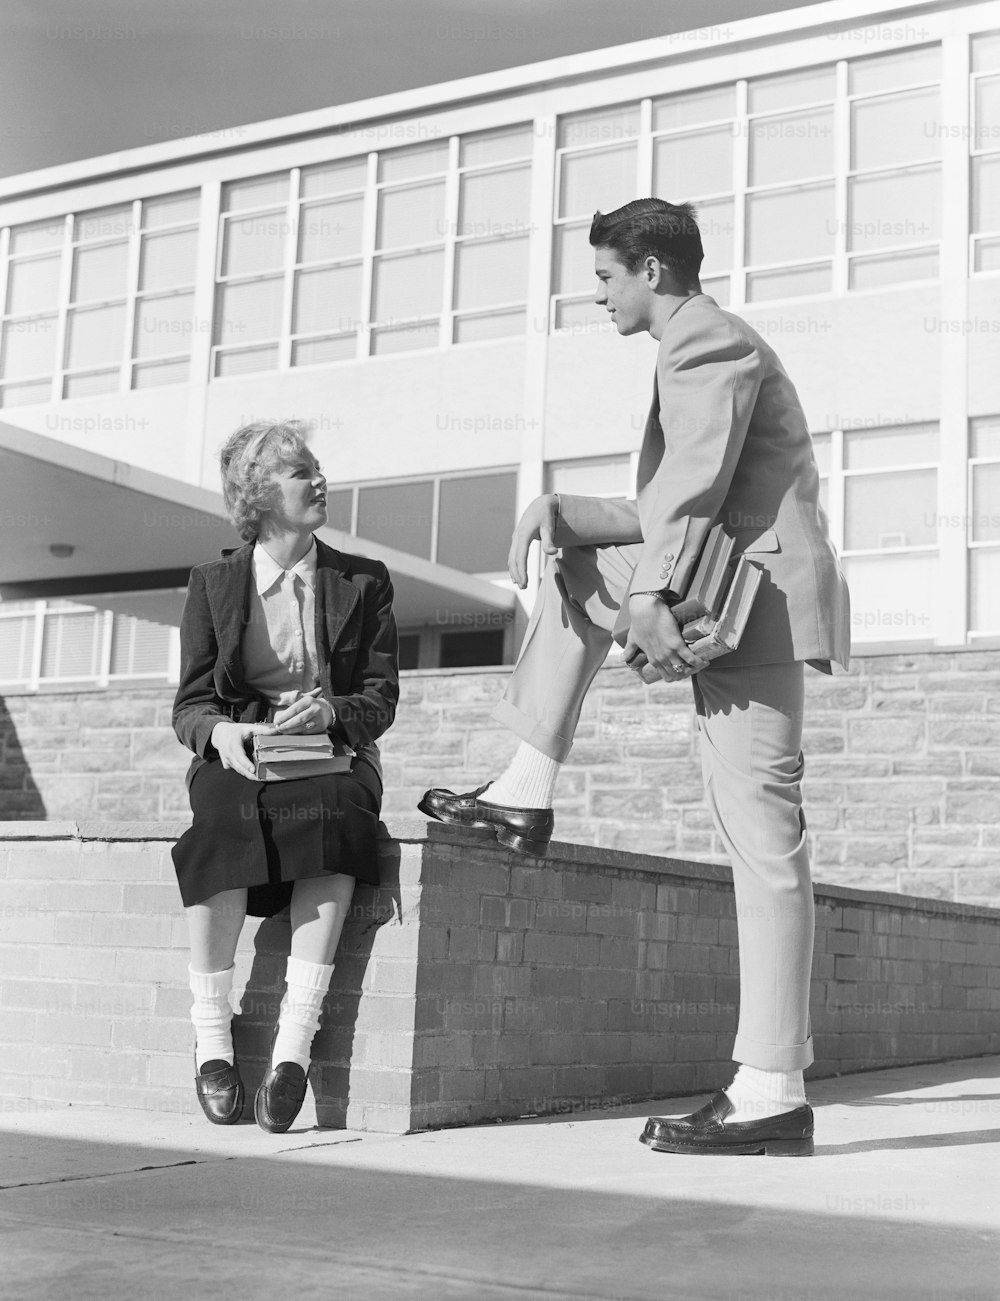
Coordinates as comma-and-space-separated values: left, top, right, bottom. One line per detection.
589, 198, 704, 287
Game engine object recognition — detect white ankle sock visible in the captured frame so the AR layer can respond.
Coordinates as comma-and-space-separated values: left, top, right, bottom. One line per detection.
189, 964, 236, 1070
271, 956, 335, 1073
725, 1064, 807, 1120
480, 742, 561, 809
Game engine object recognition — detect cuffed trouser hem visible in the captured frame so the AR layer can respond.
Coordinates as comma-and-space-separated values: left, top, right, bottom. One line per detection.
733, 1034, 815, 1072
491, 697, 574, 764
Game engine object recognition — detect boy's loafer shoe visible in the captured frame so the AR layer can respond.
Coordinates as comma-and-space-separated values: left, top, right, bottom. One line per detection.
194, 1053, 245, 1126
640, 1091, 814, 1156
255, 1061, 308, 1134
418, 783, 554, 858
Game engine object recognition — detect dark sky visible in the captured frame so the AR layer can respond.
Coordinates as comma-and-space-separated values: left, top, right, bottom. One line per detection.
0, 0, 828, 180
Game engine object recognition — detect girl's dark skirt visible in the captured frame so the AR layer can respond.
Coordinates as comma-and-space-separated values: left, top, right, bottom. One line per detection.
171, 760, 381, 918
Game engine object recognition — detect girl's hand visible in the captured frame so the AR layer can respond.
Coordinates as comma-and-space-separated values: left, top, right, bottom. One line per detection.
210, 720, 278, 780
272, 688, 335, 735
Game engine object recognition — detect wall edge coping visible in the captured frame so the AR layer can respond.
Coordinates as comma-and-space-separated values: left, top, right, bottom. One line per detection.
1, 818, 998, 924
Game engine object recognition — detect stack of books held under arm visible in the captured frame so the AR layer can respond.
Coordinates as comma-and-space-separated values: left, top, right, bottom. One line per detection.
252, 732, 355, 781
670, 524, 763, 660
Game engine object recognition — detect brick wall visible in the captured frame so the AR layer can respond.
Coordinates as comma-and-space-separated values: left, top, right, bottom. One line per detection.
1, 822, 997, 1131
1, 646, 999, 906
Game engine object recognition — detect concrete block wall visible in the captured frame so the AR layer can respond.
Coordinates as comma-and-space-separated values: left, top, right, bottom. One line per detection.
1, 646, 1000, 906
1, 821, 997, 1132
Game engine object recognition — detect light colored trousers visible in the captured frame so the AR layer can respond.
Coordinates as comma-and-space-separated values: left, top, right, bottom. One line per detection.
493, 543, 815, 1071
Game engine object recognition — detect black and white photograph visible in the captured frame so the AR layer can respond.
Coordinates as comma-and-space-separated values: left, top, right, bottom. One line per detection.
0, 0, 997, 1297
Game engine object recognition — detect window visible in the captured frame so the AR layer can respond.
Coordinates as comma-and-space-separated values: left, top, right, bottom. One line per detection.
439, 628, 505, 668
214, 173, 288, 376
847, 46, 941, 288
1, 217, 65, 407
969, 417, 1000, 633
551, 104, 640, 329
971, 31, 1000, 273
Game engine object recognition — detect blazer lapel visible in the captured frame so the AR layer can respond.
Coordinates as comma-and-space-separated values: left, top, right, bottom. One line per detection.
314, 537, 360, 659
203, 542, 254, 693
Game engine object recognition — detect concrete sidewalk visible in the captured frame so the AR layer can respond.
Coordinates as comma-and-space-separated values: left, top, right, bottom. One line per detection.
1, 1056, 997, 1301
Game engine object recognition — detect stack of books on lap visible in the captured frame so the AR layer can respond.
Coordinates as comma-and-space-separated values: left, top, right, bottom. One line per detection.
671, 522, 763, 661
252, 733, 355, 782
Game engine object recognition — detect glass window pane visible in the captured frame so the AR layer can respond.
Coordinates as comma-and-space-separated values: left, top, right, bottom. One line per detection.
548, 456, 631, 497
132, 358, 189, 388
1, 316, 58, 379
324, 488, 353, 531
220, 211, 286, 276
558, 105, 639, 148
438, 629, 505, 668
849, 45, 941, 95
746, 263, 831, 301
552, 223, 593, 294
558, 144, 637, 218
0, 614, 34, 682
972, 463, 1000, 540
215, 277, 284, 345
437, 473, 517, 571
975, 236, 1000, 270
377, 141, 449, 183
372, 249, 444, 324
461, 124, 533, 167
851, 89, 940, 171
700, 275, 730, 306
653, 86, 735, 131
749, 109, 834, 185
553, 298, 606, 332
844, 553, 937, 639
10, 218, 64, 255
377, 181, 445, 249
222, 174, 288, 212
849, 248, 938, 289
65, 303, 126, 369
970, 548, 1000, 630
40, 610, 102, 679
654, 128, 731, 198
745, 184, 834, 264
357, 481, 433, 556
748, 66, 836, 114
971, 418, 1000, 458
848, 167, 941, 251
369, 321, 440, 354
975, 76, 1000, 147
454, 310, 525, 344
0, 379, 51, 407
845, 469, 937, 548
695, 199, 734, 274
292, 335, 357, 367
458, 166, 531, 236
972, 31, 1000, 72
133, 292, 195, 358
811, 433, 832, 474
972, 155, 1000, 234
74, 205, 133, 242
139, 228, 198, 290
845, 424, 938, 468
215, 345, 278, 377
71, 241, 128, 301
297, 197, 364, 262
398, 633, 420, 670
300, 158, 368, 197
293, 263, 363, 335
454, 237, 528, 310
109, 615, 171, 677
63, 370, 118, 398
142, 191, 199, 228
6, 256, 61, 314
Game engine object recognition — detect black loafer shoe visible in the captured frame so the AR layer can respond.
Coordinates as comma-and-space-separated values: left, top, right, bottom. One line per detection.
418, 783, 554, 858
194, 1052, 245, 1126
254, 1061, 308, 1134
640, 1090, 814, 1156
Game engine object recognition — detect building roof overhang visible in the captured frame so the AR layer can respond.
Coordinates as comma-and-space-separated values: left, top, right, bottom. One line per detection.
0, 421, 517, 628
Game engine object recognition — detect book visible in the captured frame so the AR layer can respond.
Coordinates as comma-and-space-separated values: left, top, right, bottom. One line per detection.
668, 524, 734, 625
252, 732, 355, 782
684, 555, 763, 662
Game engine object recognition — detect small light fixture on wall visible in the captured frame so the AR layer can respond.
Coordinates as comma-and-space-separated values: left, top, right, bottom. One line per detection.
49, 543, 75, 559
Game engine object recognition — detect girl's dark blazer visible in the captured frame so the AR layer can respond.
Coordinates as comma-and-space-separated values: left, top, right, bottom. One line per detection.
172, 535, 398, 793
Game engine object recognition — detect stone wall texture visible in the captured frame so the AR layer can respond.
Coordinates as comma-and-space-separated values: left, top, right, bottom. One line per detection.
1, 823, 997, 1131
1, 647, 999, 907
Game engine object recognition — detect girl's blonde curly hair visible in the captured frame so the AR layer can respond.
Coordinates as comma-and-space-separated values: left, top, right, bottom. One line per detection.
219, 421, 311, 542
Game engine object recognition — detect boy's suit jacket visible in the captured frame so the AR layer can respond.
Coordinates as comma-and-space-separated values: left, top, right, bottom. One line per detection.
553, 293, 850, 671
172, 536, 398, 791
